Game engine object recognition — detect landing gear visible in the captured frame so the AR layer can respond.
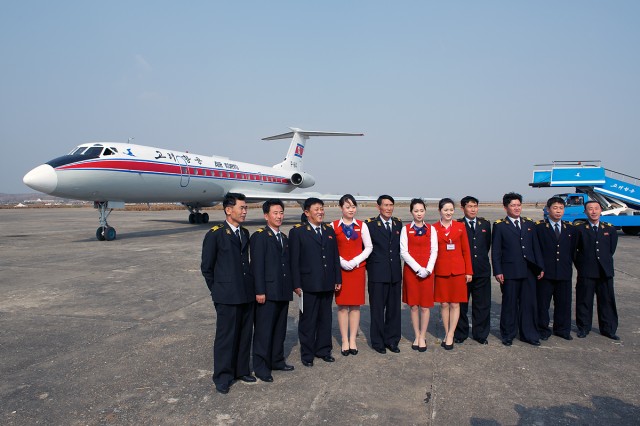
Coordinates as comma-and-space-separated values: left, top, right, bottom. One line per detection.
95, 201, 117, 241
186, 206, 209, 224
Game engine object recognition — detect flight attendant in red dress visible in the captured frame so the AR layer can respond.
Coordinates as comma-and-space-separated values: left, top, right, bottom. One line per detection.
331, 194, 373, 356
433, 198, 473, 350
400, 199, 438, 352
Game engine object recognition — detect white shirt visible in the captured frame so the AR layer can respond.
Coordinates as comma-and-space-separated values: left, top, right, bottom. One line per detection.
330, 218, 373, 266
507, 216, 521, 227
226, 221, 240, 235
548, 219, 561, 233
400, 221, 438, 273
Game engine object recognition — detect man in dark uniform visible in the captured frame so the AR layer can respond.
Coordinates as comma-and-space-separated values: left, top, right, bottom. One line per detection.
250, 199, 295, 383
201, 192, 255, 394
574, 200, 619, 340
289, 197, 341, 367
454, 196, 492, 345
366, 195, 403, 354
535, 196, 576, 341
492, 192, 544, 346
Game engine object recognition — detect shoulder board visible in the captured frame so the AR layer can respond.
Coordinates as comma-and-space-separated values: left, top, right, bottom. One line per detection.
366, 217, 377, 223
392, 216, 401, 222
522, 217, 533, 222
495, 219, 504, 224
477, 217, 486, 221
456, 218, 465, 223
535, 220, 545, 225
293, 223, 304, 228
603, 222, 614, 227
210, 224, 223, 232
562, 220, 572, 225
255, 228, 265, 233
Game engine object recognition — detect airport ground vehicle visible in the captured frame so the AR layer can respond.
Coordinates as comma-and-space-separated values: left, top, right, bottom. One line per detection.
530, 161, 640, 235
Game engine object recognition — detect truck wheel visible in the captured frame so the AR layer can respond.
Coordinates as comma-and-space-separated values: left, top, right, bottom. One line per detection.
622, 226, 640, 236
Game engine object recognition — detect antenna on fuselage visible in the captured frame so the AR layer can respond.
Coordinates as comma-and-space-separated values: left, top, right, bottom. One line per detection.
263, 128, 363, 171
127, 137, 135, 144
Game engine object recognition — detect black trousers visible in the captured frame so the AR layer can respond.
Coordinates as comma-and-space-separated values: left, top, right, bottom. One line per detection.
500, 270, 540, 343
536, 278, 572, 337
212, 302, 254, 386
455, 276, 491, 341
253, 300, 290, 376
576, 275, 618, 336
368, 281, 401, 350
298, 291, 333, 363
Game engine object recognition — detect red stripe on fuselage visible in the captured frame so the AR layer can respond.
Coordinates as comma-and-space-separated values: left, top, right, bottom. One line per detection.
56, 159, 291, 184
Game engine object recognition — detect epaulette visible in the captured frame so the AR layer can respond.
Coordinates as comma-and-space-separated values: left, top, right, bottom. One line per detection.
477, 217, 486, 221
495, 219, 505, 224
603, 222, 614, 227
293, 223, 304, 228
366, 217, 377, 223
392, 216, 400, 222
255, 228, 265, 233
522, 216, 533, 222
562, 220, 572, 225
536, 220, 545, 225
456, 218, 465, 222
210, 224, 223, 232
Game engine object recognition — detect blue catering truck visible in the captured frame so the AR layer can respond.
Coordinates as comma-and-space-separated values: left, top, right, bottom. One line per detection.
530, 161, 640, 236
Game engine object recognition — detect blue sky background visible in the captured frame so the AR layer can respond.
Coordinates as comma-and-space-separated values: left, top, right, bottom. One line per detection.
1, 1, 638, 201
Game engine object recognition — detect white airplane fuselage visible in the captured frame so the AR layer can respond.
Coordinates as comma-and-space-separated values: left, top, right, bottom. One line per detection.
25, 142, 301, 204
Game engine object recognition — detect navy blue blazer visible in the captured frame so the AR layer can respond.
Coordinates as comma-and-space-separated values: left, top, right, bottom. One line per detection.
250, 227, 293, 301
201, 222, 254, 304
289, 222, 342, 293
535, 219, 576, 281
574, 221, 617, 278
365, 216, 403, 283
491, 216, 544, 279
458, 217, 492, 277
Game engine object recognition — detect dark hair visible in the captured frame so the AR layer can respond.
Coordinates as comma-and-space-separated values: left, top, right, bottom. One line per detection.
584, 200, 602, 210
262, 198, 284, 214
546, 196, 566, 208
438, 198, 455, 211
460, 196, 479, 207
502, 192, 522, 207
339, 194, 357, 207
410, 198, 425, 211
377, 194, 395, 205
303, 197, 324, 211
223, 192, 246, 210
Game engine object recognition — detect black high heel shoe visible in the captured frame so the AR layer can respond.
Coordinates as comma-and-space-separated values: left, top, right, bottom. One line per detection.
349, 348, 358, 355
341, 349, 350, 356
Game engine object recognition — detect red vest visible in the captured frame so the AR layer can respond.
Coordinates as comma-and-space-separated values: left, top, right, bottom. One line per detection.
333, 219, 366, 265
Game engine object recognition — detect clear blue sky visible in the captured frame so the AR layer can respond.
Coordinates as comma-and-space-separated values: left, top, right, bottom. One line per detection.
1, 1, 638, 201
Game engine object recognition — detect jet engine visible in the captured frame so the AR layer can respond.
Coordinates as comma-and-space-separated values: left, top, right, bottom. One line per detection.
290, 172, 316, 188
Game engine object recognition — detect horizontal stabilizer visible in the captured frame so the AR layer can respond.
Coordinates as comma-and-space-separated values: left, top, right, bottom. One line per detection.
262, 128, 363, 141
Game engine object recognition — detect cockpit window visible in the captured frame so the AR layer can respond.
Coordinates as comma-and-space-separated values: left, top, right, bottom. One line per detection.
84, 147, 103, 157
103, 148, 115, 156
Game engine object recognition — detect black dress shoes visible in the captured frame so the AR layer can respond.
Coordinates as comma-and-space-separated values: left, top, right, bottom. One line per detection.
603, 333, 620, 341
540, 334, 550, 341
577, 330, 588, 338
528, 340, 541, 346
341, 349, 350, 356
553, 332, 573, 341
256, 375, 273, 383
411, 344, 419, 350
418, 345, 427, 352
319, 355, 335, 362
385, 345, 400, 353
454, 337, 466, 344
301, 360, 314, 367
238, 374, 257, 383
273, 364, 294, 371
374, 347, 387, 354
475, 338, 488, 345
502, 339, 513, 346
349, 348, 358, 355
215, 382, 230, 394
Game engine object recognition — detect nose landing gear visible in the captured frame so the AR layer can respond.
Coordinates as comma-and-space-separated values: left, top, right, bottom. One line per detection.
94, 201, 122, 241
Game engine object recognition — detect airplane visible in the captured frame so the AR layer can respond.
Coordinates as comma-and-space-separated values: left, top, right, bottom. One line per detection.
23, 128, 413, 241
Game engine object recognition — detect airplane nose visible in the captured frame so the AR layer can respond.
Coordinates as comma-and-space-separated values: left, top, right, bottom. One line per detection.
23, 164, 58, 194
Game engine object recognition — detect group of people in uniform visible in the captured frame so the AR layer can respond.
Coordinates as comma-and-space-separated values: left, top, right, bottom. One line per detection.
200, 191, 619, 395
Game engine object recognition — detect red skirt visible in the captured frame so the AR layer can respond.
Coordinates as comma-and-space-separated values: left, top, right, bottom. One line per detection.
402, 264, 434, 308
335, 266, 365, 305
434, 274, 468, 303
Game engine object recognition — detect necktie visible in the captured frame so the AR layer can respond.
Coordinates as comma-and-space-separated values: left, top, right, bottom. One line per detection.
514, 219, 521, 231
235, 228, 241, 244
276, 232, 283, 252
385, 221, 391, 234
554, 223, 560, 238
469, 220, 475, 232
316, 227, 322, 237
592, 225, 598, 234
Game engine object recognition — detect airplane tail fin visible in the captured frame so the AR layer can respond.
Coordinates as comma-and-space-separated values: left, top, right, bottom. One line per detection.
263, 127, 363, 171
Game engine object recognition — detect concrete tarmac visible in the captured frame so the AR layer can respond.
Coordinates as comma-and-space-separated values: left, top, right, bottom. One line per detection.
1, 205, 639, 425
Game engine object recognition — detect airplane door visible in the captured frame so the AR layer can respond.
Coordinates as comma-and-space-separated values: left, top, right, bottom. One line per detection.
177, 156, 190, 187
